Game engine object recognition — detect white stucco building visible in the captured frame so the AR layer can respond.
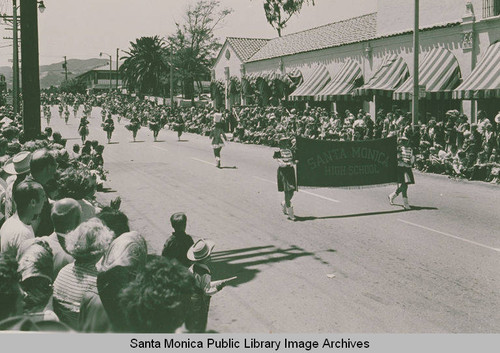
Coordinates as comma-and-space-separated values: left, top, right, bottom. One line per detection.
213, 0, 500, 122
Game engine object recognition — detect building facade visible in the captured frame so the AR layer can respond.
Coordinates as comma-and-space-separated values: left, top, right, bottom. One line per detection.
76, 62, 123, 92
213, 0, 500, 121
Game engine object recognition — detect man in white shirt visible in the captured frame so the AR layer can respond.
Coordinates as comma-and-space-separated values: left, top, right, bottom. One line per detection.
0, 181, 46, 255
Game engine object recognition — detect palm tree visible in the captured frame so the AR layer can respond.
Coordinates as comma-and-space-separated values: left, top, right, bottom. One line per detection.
120, 36, 169, 96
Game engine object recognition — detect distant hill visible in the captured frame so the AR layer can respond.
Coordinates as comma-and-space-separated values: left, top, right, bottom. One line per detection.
0, 58, 109, 89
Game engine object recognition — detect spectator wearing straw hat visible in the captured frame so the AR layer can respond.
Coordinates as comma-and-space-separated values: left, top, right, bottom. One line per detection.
2, 151, 32, 219
185, 239, 225, 333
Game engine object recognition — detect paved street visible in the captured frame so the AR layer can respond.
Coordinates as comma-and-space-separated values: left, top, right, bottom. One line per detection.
44, 108, 500, 333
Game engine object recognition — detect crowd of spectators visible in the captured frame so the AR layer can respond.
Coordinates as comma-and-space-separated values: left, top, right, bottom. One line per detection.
0, 98, 225, 333
227, 106, 500, 183
78, 91, 499, 184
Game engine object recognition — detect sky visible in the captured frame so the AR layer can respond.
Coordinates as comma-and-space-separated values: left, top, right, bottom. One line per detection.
0, 0, 377, 67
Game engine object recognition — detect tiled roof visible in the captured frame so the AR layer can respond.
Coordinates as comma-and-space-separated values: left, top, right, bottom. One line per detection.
226, 37, 270, 61
248, 13, 377, 62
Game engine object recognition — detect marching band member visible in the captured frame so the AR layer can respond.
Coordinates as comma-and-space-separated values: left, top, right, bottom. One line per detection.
274, 137, 297, 220
388, 135, 415, 210
209, 114, 227, 168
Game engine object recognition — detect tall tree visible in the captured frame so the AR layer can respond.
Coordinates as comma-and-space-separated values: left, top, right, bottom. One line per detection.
263, 0, 315, 37
168, 0, 232, 100
120, 36, 169, 96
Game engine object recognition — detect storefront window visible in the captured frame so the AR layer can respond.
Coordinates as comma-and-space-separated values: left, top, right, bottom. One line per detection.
483, 0, 500, 18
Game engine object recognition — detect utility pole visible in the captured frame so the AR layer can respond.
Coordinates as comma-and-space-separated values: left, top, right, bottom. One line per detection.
170, 45, 174, 107
109, 58, 112, 91
63, 55, 68, 81
116, 48, 119, 89
99, 52, 112, 91
12, 0, 19, 115
412, 0, 419, 130
20, 0, 41, 140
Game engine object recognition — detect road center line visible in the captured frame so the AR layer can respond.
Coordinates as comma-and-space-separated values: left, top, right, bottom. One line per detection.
253, 176, 341, 203
397, 219, 500, 252
191, 157, 215, 166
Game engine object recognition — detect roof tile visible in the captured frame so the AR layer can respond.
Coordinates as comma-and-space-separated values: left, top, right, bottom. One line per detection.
227, 37, 270, 61
248, 13, 377, 62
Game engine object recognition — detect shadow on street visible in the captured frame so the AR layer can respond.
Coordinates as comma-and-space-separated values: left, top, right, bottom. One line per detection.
293, 206, 438, 222
210, 244, 334, 287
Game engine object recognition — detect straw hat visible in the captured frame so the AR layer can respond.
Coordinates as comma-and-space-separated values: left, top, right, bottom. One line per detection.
187, 239, 215, 262
3, 151, 31, 175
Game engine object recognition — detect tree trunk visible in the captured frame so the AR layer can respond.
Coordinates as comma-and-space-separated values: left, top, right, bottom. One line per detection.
183, 77, 194, 100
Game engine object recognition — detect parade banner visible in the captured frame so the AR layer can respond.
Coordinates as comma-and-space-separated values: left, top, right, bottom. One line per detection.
296, 136, 398, 188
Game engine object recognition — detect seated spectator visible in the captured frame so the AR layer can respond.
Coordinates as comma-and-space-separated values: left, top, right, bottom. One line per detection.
162, 212, 194, 267
0, 181, 46, 256
80, 231, 147, 332
52, 218, 113, 330
56, 167, 99, 222
44, 127, 53, 139
2, 151, 32, 219
70, 144, 81, 160
96, 206, 130, 238
28, 149, 57, 236
119, 256, 195, 333
38, 198, 82, 278
51, 132, 66, 148
17, 239, 57, 320
0, 249, 22, 323
452, 150, 468, 177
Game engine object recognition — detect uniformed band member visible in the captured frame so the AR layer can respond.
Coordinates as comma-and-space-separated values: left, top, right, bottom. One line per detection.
273, 137, 297, 220
388, 135, 415, 210
210, 115, 227, 168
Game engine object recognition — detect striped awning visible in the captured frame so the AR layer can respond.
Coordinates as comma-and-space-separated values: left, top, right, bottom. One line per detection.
393, 47, 461, 100
354, 54, 409, 97
289, 64, 331, 101
315, 60, 362, 101
453, 41, 500, 99
242, 71, 276, 93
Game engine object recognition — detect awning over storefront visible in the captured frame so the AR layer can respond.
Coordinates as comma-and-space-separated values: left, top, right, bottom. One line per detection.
315, 60, 362, 101
393, 47, 461, 100
242, 71, 276, 95
289, 64, 331, 101
286, 68, 304, 88
353, 54, 409, 97
453, 41, 500, 99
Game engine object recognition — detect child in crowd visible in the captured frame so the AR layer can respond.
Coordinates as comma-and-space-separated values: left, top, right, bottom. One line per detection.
161, 212, 194, 267
185, 239, 225, 333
